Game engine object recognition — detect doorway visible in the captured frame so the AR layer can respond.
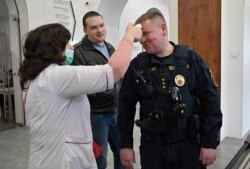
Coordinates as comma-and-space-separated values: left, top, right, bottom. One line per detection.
0, 0, 25, 130
178, 0, 221, 89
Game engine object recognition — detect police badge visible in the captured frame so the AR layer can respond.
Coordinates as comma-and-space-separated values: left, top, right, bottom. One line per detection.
174, 74, 185, 87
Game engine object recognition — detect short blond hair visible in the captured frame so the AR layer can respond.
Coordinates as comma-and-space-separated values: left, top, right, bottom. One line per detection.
135, 8, 166, 25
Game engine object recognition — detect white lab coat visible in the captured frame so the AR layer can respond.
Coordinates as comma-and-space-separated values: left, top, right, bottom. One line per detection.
24, 64, 114, 169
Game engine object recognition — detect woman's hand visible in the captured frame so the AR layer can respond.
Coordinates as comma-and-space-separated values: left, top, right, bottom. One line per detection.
124, 23, 142, 43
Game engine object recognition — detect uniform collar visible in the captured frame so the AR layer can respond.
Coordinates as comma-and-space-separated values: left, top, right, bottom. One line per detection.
149, 41, 176, 66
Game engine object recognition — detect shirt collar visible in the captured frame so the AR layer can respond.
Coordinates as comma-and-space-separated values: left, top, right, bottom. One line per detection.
149, 41, 176, 66
150, 52, 174, 65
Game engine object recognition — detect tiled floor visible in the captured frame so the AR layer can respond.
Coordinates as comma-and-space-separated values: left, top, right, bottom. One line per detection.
0, 125, 141, 169
0, 127, 30, 169
0, 103, 142, 169
0, 120, 17, 132
208, 137, 245, 169
0, 120, 247, 169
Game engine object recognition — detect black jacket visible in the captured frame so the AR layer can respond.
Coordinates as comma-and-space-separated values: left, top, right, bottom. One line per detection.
118, 43, 222, 149
72, 36, 120, 113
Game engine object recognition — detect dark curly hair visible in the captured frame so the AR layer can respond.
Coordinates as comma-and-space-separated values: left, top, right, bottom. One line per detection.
18, 23, 71, 90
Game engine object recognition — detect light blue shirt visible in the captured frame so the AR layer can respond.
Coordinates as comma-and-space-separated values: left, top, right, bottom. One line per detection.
93, 43, 110, 60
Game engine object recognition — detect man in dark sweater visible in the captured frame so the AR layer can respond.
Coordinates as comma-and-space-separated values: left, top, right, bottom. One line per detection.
72, 11, 123, 169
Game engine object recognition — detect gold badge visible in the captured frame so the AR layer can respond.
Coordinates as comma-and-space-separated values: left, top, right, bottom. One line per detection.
174, 75, 185, 87
150, 66, 157, 71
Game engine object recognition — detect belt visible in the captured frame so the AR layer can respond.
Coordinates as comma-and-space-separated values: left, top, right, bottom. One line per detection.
142, 131, 188, 145
159, 133, 187, 144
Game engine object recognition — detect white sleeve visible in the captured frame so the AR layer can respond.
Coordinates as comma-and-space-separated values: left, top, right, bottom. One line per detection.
47, 64, 114, 97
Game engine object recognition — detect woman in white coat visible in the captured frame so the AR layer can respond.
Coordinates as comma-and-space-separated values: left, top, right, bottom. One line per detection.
18, 23, 141, 169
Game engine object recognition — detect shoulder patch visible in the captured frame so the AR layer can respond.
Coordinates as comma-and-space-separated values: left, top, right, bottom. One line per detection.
210, 69, 219, 87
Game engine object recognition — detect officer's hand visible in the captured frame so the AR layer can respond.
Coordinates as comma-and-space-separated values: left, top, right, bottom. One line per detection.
199, 147, 216, 166
120, 148, 136, 169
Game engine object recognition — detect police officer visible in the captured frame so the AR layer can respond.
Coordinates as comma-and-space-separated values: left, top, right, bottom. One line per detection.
118, 8, 222, 169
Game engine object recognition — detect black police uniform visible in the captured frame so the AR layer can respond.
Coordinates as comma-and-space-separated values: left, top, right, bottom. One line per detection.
118, 42, 222, 169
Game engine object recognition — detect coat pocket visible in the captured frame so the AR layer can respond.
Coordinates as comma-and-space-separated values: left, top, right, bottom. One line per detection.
64, 136, 97, 169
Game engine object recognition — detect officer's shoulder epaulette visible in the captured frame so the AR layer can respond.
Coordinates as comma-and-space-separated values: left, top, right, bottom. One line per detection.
132, 52, 150, 67
174, 44, 190, 66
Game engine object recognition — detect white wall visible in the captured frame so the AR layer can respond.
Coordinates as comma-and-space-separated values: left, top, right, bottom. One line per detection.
24, 0, 100, 42
221, 0, 250, 139
98, 0, 128, 48
119, 0, 171, 58
242, 0, 250, 137
167, 0, 178, 43
22, 0, 175, 50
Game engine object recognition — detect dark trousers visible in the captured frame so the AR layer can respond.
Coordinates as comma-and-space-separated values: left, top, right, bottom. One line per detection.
140, 136, 206, 169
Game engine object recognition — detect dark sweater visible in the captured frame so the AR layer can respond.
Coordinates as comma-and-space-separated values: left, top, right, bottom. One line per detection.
72, 36, 121, 113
